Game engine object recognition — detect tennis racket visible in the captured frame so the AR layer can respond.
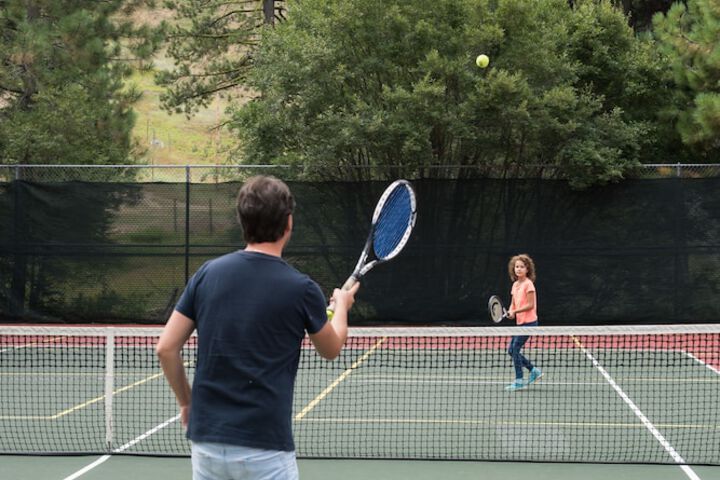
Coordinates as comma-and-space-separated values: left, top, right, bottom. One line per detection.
327, 179, 417, 320
488, 295, 508, 323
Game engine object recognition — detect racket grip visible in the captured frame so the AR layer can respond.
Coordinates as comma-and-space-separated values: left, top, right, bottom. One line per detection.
341, 276, 358, 291
326, 276, 358, 321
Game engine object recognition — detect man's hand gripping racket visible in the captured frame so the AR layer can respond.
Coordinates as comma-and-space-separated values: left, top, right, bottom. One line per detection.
327, 180, 417, 320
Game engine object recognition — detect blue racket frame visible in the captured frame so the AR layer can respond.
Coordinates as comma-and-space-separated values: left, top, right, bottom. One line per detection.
339, 180, 417, 290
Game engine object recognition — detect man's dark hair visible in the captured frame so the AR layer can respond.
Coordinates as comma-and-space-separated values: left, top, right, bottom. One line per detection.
236, 176, 295, 244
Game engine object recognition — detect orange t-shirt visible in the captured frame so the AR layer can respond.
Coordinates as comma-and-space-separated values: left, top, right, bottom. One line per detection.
511, 279, 537, 325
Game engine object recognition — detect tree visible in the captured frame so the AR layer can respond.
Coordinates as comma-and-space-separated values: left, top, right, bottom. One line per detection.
228, 0, 668, 187
0, 1, 159, 319
0, 0, 161, 165
157, 0, 286, 116
653, 0, 720, 156
602, 0, 677, 32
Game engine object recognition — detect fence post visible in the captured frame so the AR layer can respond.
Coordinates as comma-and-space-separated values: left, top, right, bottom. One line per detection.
185, 165, 191, 284
673, 163, 686, 321
10, 167, 24, 316
209, 198, 213, 234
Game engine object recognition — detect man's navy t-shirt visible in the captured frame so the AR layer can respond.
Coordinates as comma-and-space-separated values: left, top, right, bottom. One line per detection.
175, 250, 327, 451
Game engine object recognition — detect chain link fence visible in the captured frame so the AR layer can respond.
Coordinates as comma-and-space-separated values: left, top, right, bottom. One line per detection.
0, 163, 719, 183
1, 163, 720, 325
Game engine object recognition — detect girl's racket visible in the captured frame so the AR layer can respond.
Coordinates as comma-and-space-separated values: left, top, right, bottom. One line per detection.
327, 179, 417, 320
488, 295, 508, 323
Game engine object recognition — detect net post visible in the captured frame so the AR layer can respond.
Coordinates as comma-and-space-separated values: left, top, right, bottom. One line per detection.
104, 329, 115, 451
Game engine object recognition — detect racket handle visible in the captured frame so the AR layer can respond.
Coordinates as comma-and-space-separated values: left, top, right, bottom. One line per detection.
341, 276, 358, 291
326, 276, 358, 321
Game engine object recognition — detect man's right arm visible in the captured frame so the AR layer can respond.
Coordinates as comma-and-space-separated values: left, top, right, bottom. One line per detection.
309, 282, 360, 359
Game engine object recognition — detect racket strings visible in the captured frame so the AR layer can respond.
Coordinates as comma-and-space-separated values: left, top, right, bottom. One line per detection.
488, 297, 506, 323
373, 186, 413, 259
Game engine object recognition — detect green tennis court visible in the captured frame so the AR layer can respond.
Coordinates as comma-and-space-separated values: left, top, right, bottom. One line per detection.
2, 325, 719, 471
5, 455, 720, 480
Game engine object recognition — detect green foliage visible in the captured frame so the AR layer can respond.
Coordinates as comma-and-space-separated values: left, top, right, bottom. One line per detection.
126, 227, 168, 244
156, 0, 271, 116
653, 0, 720, 155
0, 0, 159, 165
609, 0, 675, 32
0, 1, 161, 319
230, 0, 668, 187
69, 282, 151, 321
2, 85, 136, 165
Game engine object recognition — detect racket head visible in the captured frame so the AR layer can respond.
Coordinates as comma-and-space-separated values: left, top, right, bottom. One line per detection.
488, 295, 506, 323
371, 180, 417, 261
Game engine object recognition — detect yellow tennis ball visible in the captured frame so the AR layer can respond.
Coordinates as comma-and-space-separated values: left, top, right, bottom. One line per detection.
476, 54, 489, 68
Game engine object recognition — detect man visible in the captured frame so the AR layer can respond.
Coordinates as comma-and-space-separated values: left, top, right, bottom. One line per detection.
157, 175, 358, 479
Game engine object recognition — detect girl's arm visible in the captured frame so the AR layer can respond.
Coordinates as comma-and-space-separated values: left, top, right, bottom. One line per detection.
508, 290, 517, 319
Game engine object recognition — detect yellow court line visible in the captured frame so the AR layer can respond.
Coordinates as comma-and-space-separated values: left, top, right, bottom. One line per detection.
295, 337, 387, 421
0, 336, 64, 353
0, 415, 53, 420
50, 372, 167, 419
0, 361, 192, 421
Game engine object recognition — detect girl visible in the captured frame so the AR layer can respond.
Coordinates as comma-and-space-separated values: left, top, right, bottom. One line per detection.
505, 254, 543, 391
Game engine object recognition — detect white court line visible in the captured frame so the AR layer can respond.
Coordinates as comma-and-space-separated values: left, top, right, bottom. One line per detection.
62, 455, 112, 480
61, 414, 180, 480
685, 352, 720, 376
572, 337, 702, 480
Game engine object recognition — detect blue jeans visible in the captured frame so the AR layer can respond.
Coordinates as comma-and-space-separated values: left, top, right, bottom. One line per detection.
507, 321, 538, 380
191, 441, 299, 480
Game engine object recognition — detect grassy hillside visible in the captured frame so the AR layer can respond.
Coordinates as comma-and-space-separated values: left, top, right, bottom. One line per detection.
128, 65, 235, 166
124, 7, 237, 166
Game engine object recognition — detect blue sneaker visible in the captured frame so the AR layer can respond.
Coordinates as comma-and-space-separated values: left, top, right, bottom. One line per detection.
505, 380, 526, 391
527, 367, 543, 386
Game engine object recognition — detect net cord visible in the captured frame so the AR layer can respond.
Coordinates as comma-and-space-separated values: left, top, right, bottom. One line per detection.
2, 324, 719, 338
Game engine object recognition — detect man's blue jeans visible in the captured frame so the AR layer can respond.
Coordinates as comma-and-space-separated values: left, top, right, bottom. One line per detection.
191, 441, 299, 480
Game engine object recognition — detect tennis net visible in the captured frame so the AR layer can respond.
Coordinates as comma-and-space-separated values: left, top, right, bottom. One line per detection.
1, 324, 719, 465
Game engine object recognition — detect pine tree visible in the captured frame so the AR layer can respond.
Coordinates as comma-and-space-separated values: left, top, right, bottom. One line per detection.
0, 0, 160, 165
157, 0, 286, 116
654, 0, 720, 154
0, 1, 160, 318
